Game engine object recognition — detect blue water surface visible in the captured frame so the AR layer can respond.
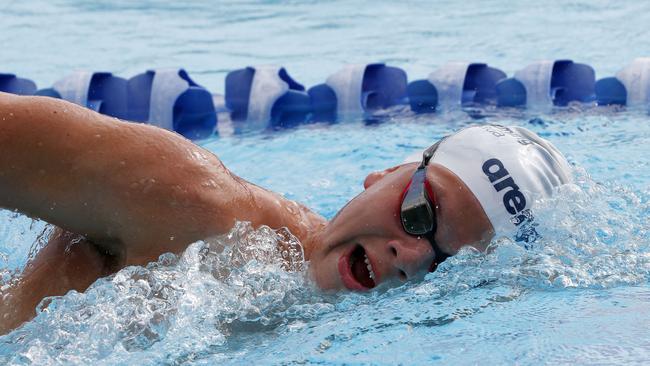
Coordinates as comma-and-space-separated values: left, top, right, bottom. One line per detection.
1, 0, 650, 364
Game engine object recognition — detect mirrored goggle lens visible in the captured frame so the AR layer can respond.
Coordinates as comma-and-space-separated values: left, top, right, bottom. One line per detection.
401, 204, 434, 235
400, 169, 434, 235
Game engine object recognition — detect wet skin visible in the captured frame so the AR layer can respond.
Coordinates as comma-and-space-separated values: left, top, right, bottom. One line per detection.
306, 162, 495, 291
0, 93, 326, 333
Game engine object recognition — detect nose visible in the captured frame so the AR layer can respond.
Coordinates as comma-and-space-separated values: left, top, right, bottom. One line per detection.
363, 171, 384, 189
386, 238, 435, 280
363, 165, 401, 189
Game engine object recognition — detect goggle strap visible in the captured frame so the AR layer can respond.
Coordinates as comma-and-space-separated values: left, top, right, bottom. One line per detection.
420, 137, 447, 168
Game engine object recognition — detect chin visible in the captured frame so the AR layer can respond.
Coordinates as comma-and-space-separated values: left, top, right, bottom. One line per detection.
308, 257, 343, 291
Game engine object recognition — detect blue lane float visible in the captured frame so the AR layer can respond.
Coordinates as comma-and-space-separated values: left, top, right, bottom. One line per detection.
225, 66, 311, 128
409, 62, 506, 111
407, 79, 438, 113
309, 63, 408, 121
593, 58, 650, 107
595, 77, 627, 106
0, 74, 37, 95
42, 71, 129, 119
128, 69, 217, 139
2, 58, 650, 139
38, 69, 216, 139
497, 60, 596, 108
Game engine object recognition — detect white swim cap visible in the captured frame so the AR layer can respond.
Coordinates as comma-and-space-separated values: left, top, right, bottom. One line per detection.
404, 125, 572, 242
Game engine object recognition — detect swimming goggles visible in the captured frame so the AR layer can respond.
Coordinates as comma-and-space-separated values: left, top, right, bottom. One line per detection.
400, 141, 450, 271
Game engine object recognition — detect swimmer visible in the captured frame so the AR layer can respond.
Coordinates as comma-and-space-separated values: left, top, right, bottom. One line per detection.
0, 92, 571, 333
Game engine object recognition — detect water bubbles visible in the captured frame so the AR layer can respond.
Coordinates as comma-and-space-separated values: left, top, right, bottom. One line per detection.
0, 222, 328, 364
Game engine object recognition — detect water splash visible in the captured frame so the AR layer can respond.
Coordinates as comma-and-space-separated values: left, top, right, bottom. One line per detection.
0, 222, 332, 365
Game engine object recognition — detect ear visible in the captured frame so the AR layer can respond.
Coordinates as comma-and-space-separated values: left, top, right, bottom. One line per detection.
363, 165, 402, 189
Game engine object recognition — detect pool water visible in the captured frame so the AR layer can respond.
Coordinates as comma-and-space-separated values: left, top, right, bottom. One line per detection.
1, 0, 650, 364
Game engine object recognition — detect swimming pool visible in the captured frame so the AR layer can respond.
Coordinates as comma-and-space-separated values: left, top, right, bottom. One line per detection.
1, 0, 650, 364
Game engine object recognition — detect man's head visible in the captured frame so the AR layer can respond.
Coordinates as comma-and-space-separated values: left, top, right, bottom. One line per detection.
309, 125, 572, 291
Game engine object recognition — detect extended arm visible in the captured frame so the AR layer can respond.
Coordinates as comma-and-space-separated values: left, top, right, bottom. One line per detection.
0, 92, 325, 334
0, 93, 258, 263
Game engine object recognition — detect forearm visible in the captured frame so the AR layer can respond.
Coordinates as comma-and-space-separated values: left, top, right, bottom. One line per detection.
0, 229, 110, 335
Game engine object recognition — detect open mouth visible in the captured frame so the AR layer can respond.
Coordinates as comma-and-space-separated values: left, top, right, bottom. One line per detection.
338, 244, 377, 291
350, 245, 376, 289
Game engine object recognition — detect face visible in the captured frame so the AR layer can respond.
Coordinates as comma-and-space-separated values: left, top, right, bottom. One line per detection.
309, 162, 494, 291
